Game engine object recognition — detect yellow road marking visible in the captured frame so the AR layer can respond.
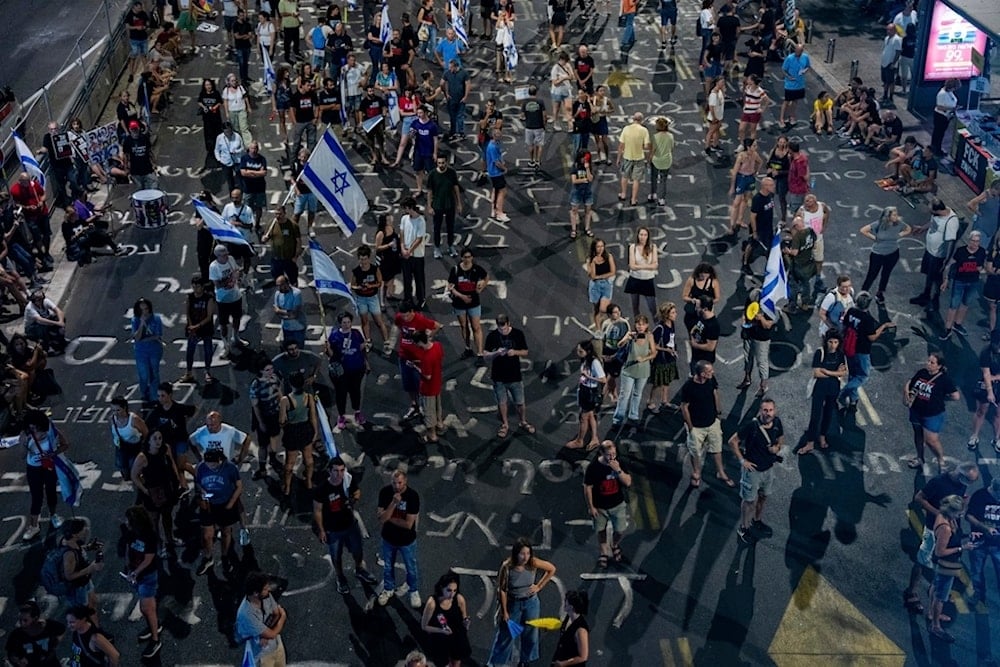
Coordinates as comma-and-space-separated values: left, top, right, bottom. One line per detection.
641, 476, 660, 530
673, 54, 694, 80
857, 388, 882, 426
628, 492, 644, 531
659, 638, 674, 667
606, 70, 641, 98
676, 637, 693, 667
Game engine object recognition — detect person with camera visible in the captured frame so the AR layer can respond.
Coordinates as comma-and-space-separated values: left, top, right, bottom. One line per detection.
61, 206, 120, 267
236, 571, 287, 667
612, 315, 656, 430
312, 456, 379, 595
19, 410, 69, 541
584, 440, 633, 568
194, 447, 243, 578
928, 495, 978, 643
905, 353, 959, 472
122, 505, 163, 658
729, 398, 785, 544
5, 600, 65, 667
57, 519, 103, 615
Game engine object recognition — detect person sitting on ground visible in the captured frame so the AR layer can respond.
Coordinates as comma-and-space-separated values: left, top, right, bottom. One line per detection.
23, 290, 68, 355
885, 135, 919, 180
811, 90, 834, 135
71, 191, 111, 229
898, 144, 938, 194
863, 108, 903, 154
8, 333, 60, 403
839, 87, 877, 139
833, 77, 863, 123
61, 207, 121, 266
153, 21, 182, 60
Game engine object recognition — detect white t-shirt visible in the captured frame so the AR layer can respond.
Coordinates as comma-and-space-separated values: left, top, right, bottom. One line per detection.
256, 20, 275, 46
401, 214, 427, 259
222, 85, 248, 112
24, 298, 58, 328
935, 88, 957, 117
210, 256, 243, 303
190, 423, 248, 460
925, 212, 959, 258
550, 63, 573, 95
708, 90, 724, 122
699, 8, 715, 31
221, 202, 256, 243
818, 289, 854, 336
880, 34, 901, 68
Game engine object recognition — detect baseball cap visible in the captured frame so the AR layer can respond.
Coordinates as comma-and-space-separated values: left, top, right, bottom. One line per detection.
128, 120, 140, 130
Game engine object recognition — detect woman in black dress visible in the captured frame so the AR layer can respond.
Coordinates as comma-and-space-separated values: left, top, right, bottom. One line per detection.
798, 331, 846, 454
552, 590, 590, 667
420, 572, 471, 667
374, 213, 402, 307
131, 429, 183, 548
197, 79, 223, 166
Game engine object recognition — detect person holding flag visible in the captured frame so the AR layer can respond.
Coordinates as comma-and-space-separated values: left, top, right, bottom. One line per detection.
299, 129, 369, 236
743, 176, 777, 276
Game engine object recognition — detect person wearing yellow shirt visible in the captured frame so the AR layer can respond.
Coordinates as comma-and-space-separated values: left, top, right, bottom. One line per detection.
616, 112, 651, 207
278, 0, 302, 64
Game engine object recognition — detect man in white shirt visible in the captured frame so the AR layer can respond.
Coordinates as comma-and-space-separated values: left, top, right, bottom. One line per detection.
400, 196, 428, 309
209, 245, 247, 354
213, 122, 245, 190
190, 410, 251, 463
879, 23, 902, 105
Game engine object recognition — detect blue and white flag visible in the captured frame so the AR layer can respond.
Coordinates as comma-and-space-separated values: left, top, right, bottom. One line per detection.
261, 45, 277, 95
310, 239, 357, 310
380, 2, 392, 46
240, 640, 254, 667
387, 71, 400, 129
54, 453, 83, 507
760, 234, 788, 317
192, 199, 252, 247
503, 27, 518, 72
299, 130, 368, 236
450, 0, 469, 46
12, 132, 45, 188
339, 72, 349, 125
317, 396, 340, 457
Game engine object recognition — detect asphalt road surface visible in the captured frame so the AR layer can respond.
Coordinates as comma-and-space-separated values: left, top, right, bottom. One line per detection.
0, 2, 998, 666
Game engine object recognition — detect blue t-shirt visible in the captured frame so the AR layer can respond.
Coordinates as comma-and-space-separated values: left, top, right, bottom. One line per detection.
131, 314, 163, 353
782, 53, 810, 91
411, 118, 439, 157
327, 328, 366, 372
196, 460, 240, 505
485, 140, 503, 177
436, 38, 464, 68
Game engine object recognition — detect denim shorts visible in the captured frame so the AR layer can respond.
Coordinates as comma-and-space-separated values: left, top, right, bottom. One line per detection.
356, 294, 381, 316
909, 408, 945, 434
949, 280, 980, 309
453, 305, 482, 318
931, 572, 956, 601
129, 39, 148, 57
571, 185, 594, 207
739, 466, 774, 502
660, 7, 678, 25
401, 116, 415, 135
400, 358, 420, 393
589, 278, 613, 304
66, 580, 95, 606
326, 523, 363, 559
294, 193, 318, 215
136, 571, 158, 599
551, 87, 572, 102
493, 380, 525, 406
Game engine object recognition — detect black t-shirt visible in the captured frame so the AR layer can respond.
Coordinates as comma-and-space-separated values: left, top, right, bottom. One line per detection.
882, 116, 903, 141
239, 152, 268, 193
760, 8, 775, 33
233, 18, 254, 49
908, 368, 957, 417
746, 311, 773, 341
290, 159, 311, 194
485, 327, 528, 383
704, 42, 723, 65
448, 263, 488, 309
362, 94, 386, 119
378, 485, 420, 546
920, 473, 967, 509
313, 478, 359, 532
842, 308, 877, 354
126, 9, 150, 41
126, 528, 160, 575
385, 37, 410, 69
5, 619, 66, 667
584, 457, 627, 509
717, 14, 740, 42
352, 264, 380, 297
318, 87, 342, 124
146, 400, 197, 447
901, 33, 916, 58
571, 100, 592, 134
574, 56, 595, 85
739, 417, 784, 471
980, 347, 1000, 377
522, 97, 545, 130
689, 316, 720, 364
812, 347, 844, 394
951, 245, 986, 283
751, 193, 775, 244
967, 488, 1000, 547
123, 134, 154, 176
290, 89, 317, 123
680, 376, 719, 427
198, 89, 222, 113
328, 33, 353, 63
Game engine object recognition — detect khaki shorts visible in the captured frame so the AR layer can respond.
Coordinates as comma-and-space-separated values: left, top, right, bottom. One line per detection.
686, 420, 723, 459
620, 158, 646, 182
524, 128, 545, 147
593, 502, 629, 534
813, 234, 824, 262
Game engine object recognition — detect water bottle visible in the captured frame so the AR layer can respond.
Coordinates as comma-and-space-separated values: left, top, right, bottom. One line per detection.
809, 176, 816, 192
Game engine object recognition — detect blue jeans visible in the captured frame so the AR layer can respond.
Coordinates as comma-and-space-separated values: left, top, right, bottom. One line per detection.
620, 13, 636, 51
487, 594, 540, 665
839, 353, 871, 403
380, 539, 419, 591
134, 343, 163, 402
447, 99, 466, 136
968, 544, 1000, 602
419, 24, 437, 60
235, 46, 250, 83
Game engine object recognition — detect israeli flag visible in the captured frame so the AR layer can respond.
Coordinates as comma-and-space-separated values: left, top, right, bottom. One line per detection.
310, 239, 358, 310
300, 130, 368, 236
316, 396, 340, 457
760, 234, 789, 317
380, 2, 392, 46
387, 71, 400, 129
503, 28, 518, 72
192, 199, 252, 247
339, 72, 348, 125
261, 45, 277, 94
450, 0, 469, 46
241, 640, 254, 667
13, 132, 45, 188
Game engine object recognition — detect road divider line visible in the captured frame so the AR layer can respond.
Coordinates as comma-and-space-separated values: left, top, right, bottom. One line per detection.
857, 388, 882, 426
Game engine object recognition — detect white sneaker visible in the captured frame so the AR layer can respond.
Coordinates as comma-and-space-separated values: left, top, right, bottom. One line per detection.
494, 213, 511, 222
433, 247, 442, 259
22, 525, 39, 540
50, 514, 63, 529
394, 582, 410, 597
409, 591, 422, 608
377, 589, 392, 606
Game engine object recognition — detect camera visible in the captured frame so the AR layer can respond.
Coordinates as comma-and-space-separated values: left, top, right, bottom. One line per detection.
636, 333, 646, 340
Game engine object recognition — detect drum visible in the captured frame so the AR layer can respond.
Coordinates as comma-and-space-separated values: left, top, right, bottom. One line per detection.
131, 189, 169, 229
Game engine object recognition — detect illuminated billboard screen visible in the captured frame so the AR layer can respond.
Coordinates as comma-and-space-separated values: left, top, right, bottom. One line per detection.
923, 0, 988, 81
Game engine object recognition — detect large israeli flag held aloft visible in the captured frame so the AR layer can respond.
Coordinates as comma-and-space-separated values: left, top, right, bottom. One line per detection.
310, 238, 357, 309
192, 199, 252, 247
503, 27, 518, 71
450, 0, 469, 46
299, 130, 367, 236
387, 71, 400, 129
760, 235, 788, 318
261, 45, 277, 94
380, 2, 392, 46
13, 132, 45, 188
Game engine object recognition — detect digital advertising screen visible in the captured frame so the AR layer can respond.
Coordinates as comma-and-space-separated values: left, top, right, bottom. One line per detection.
923, 0, 988, 81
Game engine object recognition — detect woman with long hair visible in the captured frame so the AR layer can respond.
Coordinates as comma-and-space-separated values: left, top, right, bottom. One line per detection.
552, 590, 590, 667
109, 395, 149, 481
122, 505, 163, 658
486, 537, 557, 666
67, 606, 119, 666
19, 410, 69, 540
420, 572, 472, 667
624, 226, 658, 320
374, 213, 401, 307
927, 495, 977, 643
648, 302, 679, 413
798, 331, 847, 455
765, 134, 791, 222
570, 149, 595, 239
279, 371, 318, 497
681, 263, 721, 333
567, 340, 606, 451
905, 353, 959, 471
613, 315, 657, 428
271, 66, 293, 142
729, 138, 763, 233
131, 297, 164, 404
859, 206, 911, 304
196, 78, 223, 167
131, 429, 183, 548
587, 238, 615, 331
600, 303, 630, 403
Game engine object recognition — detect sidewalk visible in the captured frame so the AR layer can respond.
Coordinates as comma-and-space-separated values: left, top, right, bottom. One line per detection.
797, 0, 971, 212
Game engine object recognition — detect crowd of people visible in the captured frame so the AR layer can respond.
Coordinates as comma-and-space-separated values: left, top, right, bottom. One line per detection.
3, 0, 1000, 665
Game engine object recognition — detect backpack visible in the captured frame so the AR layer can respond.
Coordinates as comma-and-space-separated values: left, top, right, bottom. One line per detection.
823, 289, 850, 334
40, 545, 72, 597
310, 25, 327, 50
842, 323, 858, 357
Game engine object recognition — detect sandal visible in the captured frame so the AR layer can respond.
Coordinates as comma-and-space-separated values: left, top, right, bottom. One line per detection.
570, 230, 577, 239
586, 440, 601, 451
519, 421, 536, 434
611, 545, 623, 563
798, 442, 815, 455
907, 458, 925, 469
565, 439, 584, 449
497, 424, 510, 438
585, 228, 594, 237
716, 475, 736, 488
690, 475, 701, 488
597, 554, 609, 570
903, 592, 925, 615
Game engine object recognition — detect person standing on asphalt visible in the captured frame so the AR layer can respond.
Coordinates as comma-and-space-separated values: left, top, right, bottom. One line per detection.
794, 193, 830, 294
326, 312, 369, 431
779, 43, 810, 130
928, 495, 978, 643
584, 440, 633, 568
250, 361, 284, 482
617, 112, 651, 207
838, 292, 894, 412
743, 176, 776, 275
782, 215, 817, 313
214, 123, 246, 192
400, 197, 428, 308
233, 9, 254, 84
551, 591, 590, 667
521, 84, 548, 169
904, 461, 979, 616
263, 204, 302, 286
441, 59, 470, 140
968, 329, 1000, 452
410, 106, 442, 198
236, 571, 288, 666
419, 572, 472, 667
730, 398, 784, 544
277, 0, 302, 64
272, 275, 307, 348
448, 248, 488, 362
414, 331, 445, 443
394, 301, 441, 421
484, 312, 534, 439
965, 477, 1000, 610
349, 245, 391, 355
737, 289, 775, 397
194, 448, 243, 578
426, 153, 460, 259
859, 206, 911, 304
485, 128, 510, 222
486, 537, 556, 667
376, 470, 422, 609
286, 148, 317, 237
910, 199, 960, 312
222, 73, 253, 146
930, 78, 959, 157
313, 456, 379, 594
786, 143, 809, 215
681, 359, 732, 491
18, 413, 67, 537
941, 231, 986, 341
209, 244, 246, 357
688, 296, 720, 377
239, 142, 268, 236
879, 23, 901, 105
798, 331, 847, 455
130, 297, 164, 404
905, 353, 959, 471
122, 505, 163, 659
146, 381, 198, 465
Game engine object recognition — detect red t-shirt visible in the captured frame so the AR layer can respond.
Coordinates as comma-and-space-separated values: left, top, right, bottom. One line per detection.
417, 342, 444, 396
394, 312, 438, 361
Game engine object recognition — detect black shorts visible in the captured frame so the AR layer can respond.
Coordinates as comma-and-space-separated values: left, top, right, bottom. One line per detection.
784, 87, 805, 102
252, 410, 281, 439
490, 175, 507, 191
282, 420, 316, 451
200, 502, 240, 528
881, 65, 896, 86
217, 298, 243, 323
721, 40, 736, 61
